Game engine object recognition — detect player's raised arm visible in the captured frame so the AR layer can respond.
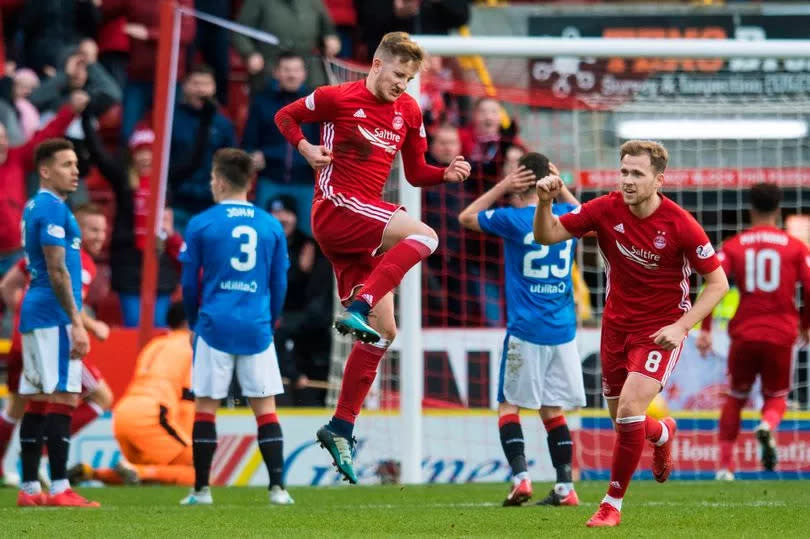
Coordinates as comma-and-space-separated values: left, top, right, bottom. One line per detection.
533, 175, 573, 245
548, 162, 580, 206
274, 86, 339, 171
459, 165, 536, 232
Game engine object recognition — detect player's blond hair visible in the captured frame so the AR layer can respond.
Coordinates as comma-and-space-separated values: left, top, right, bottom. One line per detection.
620, 140, 669, 175
374, 32, 425, 65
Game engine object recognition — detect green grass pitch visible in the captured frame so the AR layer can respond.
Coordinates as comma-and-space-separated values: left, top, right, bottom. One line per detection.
2, 481, 809, 537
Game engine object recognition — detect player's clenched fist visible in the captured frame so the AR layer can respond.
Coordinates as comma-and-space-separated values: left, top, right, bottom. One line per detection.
298, 140, 333, 170
650, 323, 688, 351
443, 156, 471, 183
535, 175, 563, 202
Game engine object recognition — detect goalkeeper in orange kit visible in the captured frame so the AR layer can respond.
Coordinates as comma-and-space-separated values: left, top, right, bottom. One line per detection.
69, 303, 196, 486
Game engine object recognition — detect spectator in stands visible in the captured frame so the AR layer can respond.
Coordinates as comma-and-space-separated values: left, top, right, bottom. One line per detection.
242, 52, 318, 236
424, 123, 467, 326
354, 0, 470, 62
268, 195, 332, 407
96, 4, 130, 90
30, 46, 121, 119
105, 0, 196, 141
192, 0, 232, 106
17, 0, 101, 77
81, 100, 214, 327
232, 0, 340, 90
169, 65, 236, 231
12, 68, 41, 141
0, 90, 88, 277
323, 0, 358, 59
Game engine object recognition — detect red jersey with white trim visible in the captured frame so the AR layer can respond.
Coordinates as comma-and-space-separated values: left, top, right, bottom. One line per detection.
559, 192, 720, 332
274, 79, 444, 203
716, 225, 810, 346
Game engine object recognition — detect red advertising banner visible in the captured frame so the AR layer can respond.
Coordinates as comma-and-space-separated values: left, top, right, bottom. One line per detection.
579, 167, 810, 189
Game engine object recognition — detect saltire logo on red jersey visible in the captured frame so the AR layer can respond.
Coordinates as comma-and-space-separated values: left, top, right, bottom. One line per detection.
615, 240, 660, 269
357, 125, 398, 155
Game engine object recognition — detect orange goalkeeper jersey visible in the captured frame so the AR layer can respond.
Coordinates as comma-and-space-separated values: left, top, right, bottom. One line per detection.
117, 329, 194, 427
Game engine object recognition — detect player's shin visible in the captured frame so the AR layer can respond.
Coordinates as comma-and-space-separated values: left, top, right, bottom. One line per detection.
19, 401, 47, 494
256, 413, 284, 489
543, 415, 573, 494
604, 416, 646, 511
498, 414, 528, 482
351, 235, 436, 311
0, 409, 17, 477
718, 394, 746, 471
761, 396, 787, 431
330, 340, 389, 438
44, 402, 75, 495
192, 412, 217, 490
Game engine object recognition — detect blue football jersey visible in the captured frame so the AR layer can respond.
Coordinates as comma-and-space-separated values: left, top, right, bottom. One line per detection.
180, 201, 289, 355
19, 190, 83, 332
478, 203, 578, 345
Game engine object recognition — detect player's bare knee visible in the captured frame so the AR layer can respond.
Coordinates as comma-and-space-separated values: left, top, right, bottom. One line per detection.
498, 403, 519, 416
405, 227, 439, 255
539, 406, 563, 422
89, 381, 114, 410
377, 325, 397, 344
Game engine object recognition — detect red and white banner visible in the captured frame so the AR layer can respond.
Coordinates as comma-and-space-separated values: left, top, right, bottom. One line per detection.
579, 167, 810, 189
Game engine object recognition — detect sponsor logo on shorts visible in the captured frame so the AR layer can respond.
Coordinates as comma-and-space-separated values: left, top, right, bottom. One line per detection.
696, 241, 715, 259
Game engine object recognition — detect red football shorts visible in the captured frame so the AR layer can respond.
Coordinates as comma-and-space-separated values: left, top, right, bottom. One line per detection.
6, 333, 104, 395
311, 195, 403, 303
727, 339, 793, 398
599, 324, 685, 398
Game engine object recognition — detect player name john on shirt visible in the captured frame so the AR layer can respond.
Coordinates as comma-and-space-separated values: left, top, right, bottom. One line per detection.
219, 279, 258, 293
226, 207, 255, 218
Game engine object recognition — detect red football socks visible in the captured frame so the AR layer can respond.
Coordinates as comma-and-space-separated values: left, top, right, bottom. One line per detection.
606, 418, 646, 500
334, 342, 387, 424
354, 239, 432, 308
0, 411, 16, 476
718, 395, 746, 470
761, 396, 787, 431
644, 415, 663, 443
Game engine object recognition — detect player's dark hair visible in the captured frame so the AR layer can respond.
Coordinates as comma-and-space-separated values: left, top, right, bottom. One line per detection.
34, 138, 74, 169
750, 182, 781, 214
620, 140, 669, 175
166, 301, 187, 330
518, 152, 550, 181
276, 50, 305, 65
375, 32, 425, 64
73, 202, 104, 218
187, 63, 215, 79
212, 148, 254, 190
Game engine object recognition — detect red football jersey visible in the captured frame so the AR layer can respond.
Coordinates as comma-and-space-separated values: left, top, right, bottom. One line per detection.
716, 225, 810, 346
559, 192, 720, 332
274, 79, 444, 202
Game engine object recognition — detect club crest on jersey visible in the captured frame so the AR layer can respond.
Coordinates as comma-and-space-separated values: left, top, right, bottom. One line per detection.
392, 115, 404, 130
653, 235, 666, 249
696, 241, 715, 259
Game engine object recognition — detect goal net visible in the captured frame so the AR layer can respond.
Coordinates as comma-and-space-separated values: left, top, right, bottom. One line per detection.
326, 32, 810, 482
